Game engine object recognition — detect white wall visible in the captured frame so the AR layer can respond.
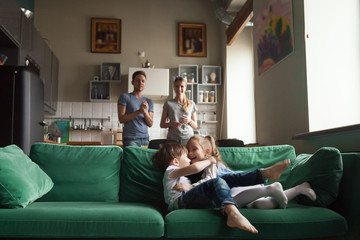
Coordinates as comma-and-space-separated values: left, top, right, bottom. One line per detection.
226, 27, 256, 144
253, 1, 360, 153
34, 0, 224, 102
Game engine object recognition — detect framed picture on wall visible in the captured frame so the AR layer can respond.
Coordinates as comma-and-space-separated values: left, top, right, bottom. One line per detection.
91, 18, 121, 53
178, 23, 206, 57
101, 62, 120, 80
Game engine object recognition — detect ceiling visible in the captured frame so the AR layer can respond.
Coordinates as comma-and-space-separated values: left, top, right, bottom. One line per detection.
225, 0, 247, 13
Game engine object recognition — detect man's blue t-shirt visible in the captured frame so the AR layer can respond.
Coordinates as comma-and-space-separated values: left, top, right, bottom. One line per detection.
118, 93, 153, 139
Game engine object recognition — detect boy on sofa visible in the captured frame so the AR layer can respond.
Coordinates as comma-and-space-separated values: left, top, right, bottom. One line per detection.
152, 143, 290, 234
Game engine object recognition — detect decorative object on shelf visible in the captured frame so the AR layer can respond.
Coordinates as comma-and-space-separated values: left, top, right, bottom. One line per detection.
93, 76, 99, 80
141, 60, 152, 68
178, 23, 206, 57
91, 18, 121, 53
101, 62, 120, 80
210, 72, 216, 83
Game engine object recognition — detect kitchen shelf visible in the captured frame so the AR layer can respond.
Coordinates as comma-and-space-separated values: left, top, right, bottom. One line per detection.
178, 64, 198, 83
90, 80, 111, 102
45, 116, 111, 120
203, 121, 218, 124
196, 84, 217, 104
201, 65, 221, 84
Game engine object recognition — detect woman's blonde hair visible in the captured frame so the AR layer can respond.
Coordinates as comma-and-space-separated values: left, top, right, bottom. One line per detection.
152, 142, 188, 172
187, 135, 228, 168
174, 76, 190, 112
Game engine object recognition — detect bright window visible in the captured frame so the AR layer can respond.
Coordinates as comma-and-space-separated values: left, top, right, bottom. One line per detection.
304, 0, 360, 132
226, 28, 256, 144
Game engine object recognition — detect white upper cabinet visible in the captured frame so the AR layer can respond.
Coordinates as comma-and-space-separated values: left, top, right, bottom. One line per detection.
128, 67, 169, 100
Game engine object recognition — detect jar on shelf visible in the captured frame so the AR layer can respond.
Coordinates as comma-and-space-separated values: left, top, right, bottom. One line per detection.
181, 72, 187, 81
198, 91, 204, 103
209, 91, 215, 102
203, 91, 209, 102
188, 72, 195, 83
185, 90, 191, 100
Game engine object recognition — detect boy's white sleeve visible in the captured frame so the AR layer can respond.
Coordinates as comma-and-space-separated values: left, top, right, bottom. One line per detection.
192, 158, 218, 187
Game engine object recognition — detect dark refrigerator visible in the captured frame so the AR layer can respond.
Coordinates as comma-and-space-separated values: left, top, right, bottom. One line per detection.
0, 66, 44, 155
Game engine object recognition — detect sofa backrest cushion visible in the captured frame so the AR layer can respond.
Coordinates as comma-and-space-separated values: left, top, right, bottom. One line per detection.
119, 147, 165, 209
29, 143, 122, 202
219, 145, 296, 183
283, 147, 343, 207
0, 145, 54, 208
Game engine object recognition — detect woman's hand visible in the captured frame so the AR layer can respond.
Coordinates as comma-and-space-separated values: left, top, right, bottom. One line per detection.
173, 183, 194, 192
180, 115, 191, 124
171, 121, 183, 129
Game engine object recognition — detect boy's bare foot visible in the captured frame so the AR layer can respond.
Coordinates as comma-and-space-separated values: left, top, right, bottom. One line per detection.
224, 204, 258, 234
262, 159, 290, 182
297, 182, 317, 201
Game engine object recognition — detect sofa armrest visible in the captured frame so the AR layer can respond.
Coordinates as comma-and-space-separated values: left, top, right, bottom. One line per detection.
329, 153, 360, 237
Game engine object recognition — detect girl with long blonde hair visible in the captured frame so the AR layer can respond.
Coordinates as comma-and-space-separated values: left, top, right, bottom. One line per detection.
160, 76, 198, 145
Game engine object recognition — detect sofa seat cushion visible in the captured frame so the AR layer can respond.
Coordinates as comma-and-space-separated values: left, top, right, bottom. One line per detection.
165, 203, 347, 239
29, 143, 122, 202
0, 202, 164, 238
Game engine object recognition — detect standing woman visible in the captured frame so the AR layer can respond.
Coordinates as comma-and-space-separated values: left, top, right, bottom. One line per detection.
118, 71, 153, 147
160, 76, 198, 145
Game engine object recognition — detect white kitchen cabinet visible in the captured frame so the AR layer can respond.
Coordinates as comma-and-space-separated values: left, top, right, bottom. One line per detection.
128, 67, 169, 100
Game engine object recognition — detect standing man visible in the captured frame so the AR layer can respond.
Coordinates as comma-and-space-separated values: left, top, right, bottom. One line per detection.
118, 70, 153, 147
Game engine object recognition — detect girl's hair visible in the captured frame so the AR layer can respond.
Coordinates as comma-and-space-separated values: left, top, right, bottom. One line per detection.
187, 135, 228, 168
132, 70, 146, 81
174, 76, 190, 112
152, 143, 188, 172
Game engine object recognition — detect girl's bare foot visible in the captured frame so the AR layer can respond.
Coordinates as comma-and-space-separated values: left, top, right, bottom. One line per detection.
262, 159, 290, 182
225, 204, 258, 234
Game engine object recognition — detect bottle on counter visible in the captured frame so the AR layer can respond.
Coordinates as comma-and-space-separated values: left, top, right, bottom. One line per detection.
101, 128, 115, 145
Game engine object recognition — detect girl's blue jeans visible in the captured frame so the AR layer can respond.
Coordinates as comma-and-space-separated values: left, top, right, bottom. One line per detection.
178, 169, 264, 210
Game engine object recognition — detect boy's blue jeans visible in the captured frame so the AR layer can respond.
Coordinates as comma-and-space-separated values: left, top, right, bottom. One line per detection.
177, 169, 264, 210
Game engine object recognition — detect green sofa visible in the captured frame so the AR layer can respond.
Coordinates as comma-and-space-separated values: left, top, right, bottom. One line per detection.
0, 143, 357, 239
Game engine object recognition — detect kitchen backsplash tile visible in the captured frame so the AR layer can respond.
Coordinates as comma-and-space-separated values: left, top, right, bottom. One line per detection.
45, 101, 218, 143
